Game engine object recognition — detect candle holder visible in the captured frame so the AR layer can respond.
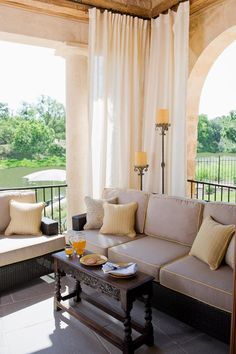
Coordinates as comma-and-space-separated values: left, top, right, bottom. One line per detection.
134, 165, 149, 191
155, 122, 171, 194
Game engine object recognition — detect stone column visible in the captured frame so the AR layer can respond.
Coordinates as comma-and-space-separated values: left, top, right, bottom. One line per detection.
56, 43, 88, 229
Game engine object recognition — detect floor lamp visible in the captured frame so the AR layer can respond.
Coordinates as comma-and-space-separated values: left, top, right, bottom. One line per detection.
155, 109, 171, 194
134, 152, 149, 191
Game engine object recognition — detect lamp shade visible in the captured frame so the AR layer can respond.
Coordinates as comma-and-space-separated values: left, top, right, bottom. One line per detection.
135, 152, 147, 167
156, 109, 169, 124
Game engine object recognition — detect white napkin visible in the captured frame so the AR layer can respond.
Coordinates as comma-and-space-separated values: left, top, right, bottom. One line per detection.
102, 262, 138, 276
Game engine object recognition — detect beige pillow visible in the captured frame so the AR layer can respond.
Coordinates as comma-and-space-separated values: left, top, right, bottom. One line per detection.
5, 200, 45, 236
189, 216, 235, 270
100, 202, 138, 238
84, 196, 117, 230
225, 235, 235, 269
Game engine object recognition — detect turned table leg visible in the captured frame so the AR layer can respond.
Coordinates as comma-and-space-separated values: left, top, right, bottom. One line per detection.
54, 266, 62, 311
121, 291, 134, 354
74, 280, 82, 303
144, 293, 154, 346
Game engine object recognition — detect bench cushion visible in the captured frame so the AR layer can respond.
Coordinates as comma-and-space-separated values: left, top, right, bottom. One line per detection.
66, 229, 144, 256
144, 195, 204, 246
102, 188, 150, 234
108, 236, 190, 281
160, 255, 233, 313
0, 234, 65, 267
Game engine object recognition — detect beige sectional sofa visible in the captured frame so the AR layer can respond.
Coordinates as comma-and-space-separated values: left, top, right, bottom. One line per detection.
0, 190, 65, 292
72, 188, 236, 342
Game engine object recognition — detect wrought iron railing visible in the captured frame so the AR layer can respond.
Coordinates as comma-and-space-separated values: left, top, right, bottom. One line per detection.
188, 179, 236, 203
196, 155, 236, 185
0, 184, 67, 233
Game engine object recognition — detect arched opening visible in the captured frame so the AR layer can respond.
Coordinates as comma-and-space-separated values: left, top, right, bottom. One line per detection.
187, 26, 236, 189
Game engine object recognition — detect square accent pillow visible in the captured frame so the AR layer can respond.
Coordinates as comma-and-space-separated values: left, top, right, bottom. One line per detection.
189, 216, 235, 270
225, 235, 235, 269
84, 196, 118, 230
100, 202, 138, 238
5, 200, 45, 236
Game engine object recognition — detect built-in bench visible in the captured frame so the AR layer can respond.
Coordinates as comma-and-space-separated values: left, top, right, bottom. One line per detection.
0, 191, 65, 292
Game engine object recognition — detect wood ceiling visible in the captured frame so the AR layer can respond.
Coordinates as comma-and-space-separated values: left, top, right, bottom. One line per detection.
0, 0, 225, 21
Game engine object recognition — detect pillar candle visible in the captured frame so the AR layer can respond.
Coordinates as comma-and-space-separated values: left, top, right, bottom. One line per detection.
135, 152, 147, 166
156, 109, 169, 124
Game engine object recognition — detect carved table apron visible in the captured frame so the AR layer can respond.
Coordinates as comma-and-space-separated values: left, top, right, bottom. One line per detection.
53, 251, 154, 354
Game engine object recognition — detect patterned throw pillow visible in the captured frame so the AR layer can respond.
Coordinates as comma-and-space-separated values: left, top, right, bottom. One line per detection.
5, 200, 45, 236
84, 196, 117, 230
100, 202, 138, 238
189, 216, 235, 270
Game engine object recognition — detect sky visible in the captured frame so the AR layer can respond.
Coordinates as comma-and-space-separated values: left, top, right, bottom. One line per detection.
0, 39, 236, 119
0, 41, 65, 113
199, 40, 236, 119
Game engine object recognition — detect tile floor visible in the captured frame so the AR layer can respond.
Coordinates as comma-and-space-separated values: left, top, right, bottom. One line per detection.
0, 275, 229, 354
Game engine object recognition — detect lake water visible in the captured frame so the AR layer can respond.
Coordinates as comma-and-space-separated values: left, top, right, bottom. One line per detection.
0, 166, 66, 189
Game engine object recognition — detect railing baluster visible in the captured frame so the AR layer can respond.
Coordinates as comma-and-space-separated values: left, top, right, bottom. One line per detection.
43, 187, 46, 217
50, 187, 54, 220
58, 186, 61, 234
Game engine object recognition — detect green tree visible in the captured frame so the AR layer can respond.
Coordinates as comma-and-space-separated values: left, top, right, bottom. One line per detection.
197, 114, 222, 153
36, 95, 66, 139
0, 102, 10, 119
12, 120, 55, 158
17, 101, 37, 120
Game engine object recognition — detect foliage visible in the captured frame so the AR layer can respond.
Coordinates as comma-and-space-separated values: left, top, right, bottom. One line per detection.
0, 102, 10, 119
12, 120, 55, 158
0, 156, 65, 169
0, 96, 66, 160
197, 111, 236, 153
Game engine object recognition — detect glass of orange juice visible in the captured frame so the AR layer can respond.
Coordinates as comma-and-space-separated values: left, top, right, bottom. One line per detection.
72, 233, 86, 258
65, 245, 73, 258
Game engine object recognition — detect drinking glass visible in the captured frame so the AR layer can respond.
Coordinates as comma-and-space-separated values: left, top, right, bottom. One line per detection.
71, 233, 86, 258
64, 245, 73, 257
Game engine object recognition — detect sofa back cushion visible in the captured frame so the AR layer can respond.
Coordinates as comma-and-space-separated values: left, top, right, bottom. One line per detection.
203, 201, 236, 269
0, 191, 36, 233
102, 188, 150, 234
144, 195, 204, 246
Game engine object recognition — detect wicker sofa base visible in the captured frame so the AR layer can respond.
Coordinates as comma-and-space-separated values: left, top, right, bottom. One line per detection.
152, 282, 231, 344
0, 253, 55, 293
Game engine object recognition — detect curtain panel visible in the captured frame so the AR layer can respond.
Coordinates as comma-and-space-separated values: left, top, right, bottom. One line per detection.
88, 3, 189, 197
87, 8, 150, 198
143, 2, 189, 195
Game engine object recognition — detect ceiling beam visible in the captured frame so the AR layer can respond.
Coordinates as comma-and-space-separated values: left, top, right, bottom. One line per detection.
190, 0, 225, 16
151, 0, 181, 17
0, 0, 89, 21
70, 0, 151, 18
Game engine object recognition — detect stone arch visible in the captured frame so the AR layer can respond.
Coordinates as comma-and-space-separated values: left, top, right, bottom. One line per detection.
187, 23, 236, 187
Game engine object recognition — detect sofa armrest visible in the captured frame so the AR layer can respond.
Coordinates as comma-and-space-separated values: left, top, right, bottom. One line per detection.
72, 213, 87, 231
41, 217, 58, 236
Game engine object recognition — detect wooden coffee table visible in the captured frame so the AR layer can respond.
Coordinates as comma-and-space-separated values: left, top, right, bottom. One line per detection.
53, 251, 154, 354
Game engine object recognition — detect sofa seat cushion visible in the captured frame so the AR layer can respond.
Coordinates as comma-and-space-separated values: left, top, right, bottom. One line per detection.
66, 230, 144, 257
160, 255, 233, 313
0, 234, 65, 267
108, 236, 190, 281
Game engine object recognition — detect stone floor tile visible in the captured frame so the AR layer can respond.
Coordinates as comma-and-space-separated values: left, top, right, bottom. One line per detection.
0, 277, 230, 354
180, 334, 229, 354
0, 293, 14, 307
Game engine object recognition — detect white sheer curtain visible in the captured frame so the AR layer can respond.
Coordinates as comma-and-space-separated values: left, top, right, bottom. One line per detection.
87, 8, 150, 198
143, 2, 189, 196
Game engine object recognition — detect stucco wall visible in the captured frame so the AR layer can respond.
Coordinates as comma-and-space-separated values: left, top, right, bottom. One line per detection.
0, 4, 88, 46
187, 0, 236, 184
